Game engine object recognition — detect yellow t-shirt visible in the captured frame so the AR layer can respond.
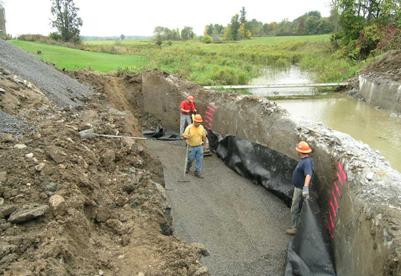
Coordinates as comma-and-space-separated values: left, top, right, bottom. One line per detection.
183, 124, 207, 147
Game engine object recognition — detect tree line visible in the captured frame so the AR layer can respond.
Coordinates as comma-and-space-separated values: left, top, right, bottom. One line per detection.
152, 7, 335, 44
201, 2, 401, 59
20, 0, 401, 61
204, 8, 335, 41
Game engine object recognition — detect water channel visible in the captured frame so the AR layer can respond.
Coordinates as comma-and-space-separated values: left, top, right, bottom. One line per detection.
248, 66, 401, 172
249, 66, 317, 97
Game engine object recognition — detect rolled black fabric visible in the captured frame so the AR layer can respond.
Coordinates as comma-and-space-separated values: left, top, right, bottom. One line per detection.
143, 126, 181, 141
212, 135, 335, 275
285, 199, 336, 276
206, 128, 221, 152
215, 135, 295, 206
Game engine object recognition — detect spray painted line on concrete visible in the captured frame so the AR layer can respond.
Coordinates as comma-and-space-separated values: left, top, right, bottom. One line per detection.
327, 162, 348, 240
204, 103, 218, 130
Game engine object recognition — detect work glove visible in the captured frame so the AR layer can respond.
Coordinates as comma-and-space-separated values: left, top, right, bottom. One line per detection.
302, 186, 310, 199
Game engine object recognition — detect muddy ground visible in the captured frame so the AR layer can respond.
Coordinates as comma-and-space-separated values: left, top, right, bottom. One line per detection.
0, 69, 207, 275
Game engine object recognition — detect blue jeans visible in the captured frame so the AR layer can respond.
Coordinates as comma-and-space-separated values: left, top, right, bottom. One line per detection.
187, 145, 204, 173
180, 114, 192, 135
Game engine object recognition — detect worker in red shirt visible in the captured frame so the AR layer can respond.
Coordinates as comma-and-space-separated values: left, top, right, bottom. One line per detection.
179, 95, 197, 135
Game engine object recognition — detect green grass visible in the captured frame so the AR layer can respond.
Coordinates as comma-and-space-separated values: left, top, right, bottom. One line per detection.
10, 35, 364, 85
10, 40, 148, 72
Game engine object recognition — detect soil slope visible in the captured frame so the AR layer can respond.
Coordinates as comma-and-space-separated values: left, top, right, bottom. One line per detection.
362, 50, 401, 81
0, 69, 206, 275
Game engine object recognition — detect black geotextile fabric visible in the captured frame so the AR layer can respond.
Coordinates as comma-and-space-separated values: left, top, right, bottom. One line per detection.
214, 135, 296, 206
285, 199, 336, 276
143, 126, 181, 141
209, 134, 336, 276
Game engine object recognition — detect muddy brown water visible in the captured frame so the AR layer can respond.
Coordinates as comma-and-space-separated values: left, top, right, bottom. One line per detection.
248, 66, 401, 172
277, 95, 401, 172
249, 66, 317, 97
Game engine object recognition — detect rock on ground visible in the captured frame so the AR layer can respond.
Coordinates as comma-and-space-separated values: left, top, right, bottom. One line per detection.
0, 67, 206, 275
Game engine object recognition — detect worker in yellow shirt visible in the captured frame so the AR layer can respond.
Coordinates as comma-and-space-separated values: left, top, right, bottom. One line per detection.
182, 114, 207, 178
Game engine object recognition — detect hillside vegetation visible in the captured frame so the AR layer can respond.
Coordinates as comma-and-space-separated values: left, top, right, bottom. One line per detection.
11, 35, 363, 85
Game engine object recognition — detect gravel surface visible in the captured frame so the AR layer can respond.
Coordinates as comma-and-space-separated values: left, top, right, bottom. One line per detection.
0, 40, 91, 107
0, 110, 32, 134
147, 140, 290, 276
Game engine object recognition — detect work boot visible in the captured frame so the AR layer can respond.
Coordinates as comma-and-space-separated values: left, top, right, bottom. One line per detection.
194, 172, 204, 179
286, 227, 297, 235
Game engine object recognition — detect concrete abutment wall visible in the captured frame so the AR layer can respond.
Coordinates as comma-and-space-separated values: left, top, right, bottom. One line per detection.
142, 71, 401, 275
359, 75, 401, 114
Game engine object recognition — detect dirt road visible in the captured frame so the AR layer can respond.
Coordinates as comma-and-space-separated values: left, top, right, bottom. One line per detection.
146, 140, 290, 276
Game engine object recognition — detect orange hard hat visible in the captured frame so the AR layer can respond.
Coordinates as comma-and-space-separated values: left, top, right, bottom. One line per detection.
193, 114, 203, 123
296, 141, 312, 153
187, 95, 194, 101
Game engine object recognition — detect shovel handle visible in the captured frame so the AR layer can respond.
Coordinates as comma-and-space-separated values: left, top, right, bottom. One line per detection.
96, 134, 147, 140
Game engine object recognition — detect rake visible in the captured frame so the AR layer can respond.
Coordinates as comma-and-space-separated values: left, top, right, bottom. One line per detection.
178, 143, 190, 183
79, 128, 147, 140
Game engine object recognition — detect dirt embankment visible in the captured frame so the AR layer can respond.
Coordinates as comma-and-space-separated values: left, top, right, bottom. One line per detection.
0, 69, 207, 275
362, 50, 401, 82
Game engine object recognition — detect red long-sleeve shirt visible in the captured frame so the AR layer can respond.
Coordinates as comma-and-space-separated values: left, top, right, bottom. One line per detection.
180, 100, 196, 115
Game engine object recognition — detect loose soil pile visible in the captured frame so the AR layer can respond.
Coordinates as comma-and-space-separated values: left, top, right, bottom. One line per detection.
362, 50, 401, 81
0, 69, 207, 275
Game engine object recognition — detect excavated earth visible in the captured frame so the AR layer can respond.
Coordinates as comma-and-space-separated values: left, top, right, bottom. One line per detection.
73, 73, 291, 276
2, 40, 401, 276
0, 40, 290, 276
362, 50, 401, 82
0, 68, 207, 275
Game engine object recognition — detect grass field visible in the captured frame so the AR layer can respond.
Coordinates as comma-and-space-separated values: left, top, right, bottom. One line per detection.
11, 35, 364, 85
10, 40, 148, 72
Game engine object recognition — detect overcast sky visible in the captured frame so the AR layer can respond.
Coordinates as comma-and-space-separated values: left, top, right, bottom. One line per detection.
3, 0, 332, 37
